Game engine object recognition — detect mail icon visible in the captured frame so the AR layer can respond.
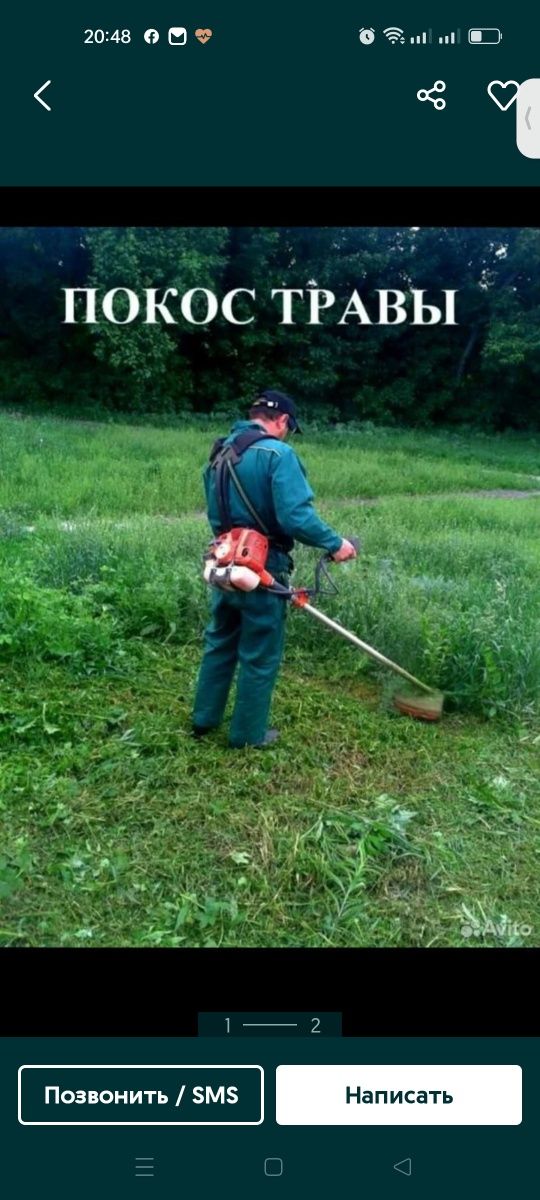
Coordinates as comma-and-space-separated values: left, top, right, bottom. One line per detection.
168, 27, 187, 45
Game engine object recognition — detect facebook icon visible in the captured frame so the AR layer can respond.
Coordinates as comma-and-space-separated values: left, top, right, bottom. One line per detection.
143, 29, 160, 44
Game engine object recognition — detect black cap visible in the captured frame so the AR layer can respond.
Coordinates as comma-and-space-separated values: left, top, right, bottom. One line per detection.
251, 389, 302, 433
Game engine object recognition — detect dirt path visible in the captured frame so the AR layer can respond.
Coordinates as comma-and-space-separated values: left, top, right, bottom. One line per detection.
191, 487, 540, 521
321, 488, 540, 509
10, 487, 537, 535
446, 488, 540, 500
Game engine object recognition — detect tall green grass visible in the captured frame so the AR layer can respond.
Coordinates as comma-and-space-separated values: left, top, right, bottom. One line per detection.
291, 498, 540, 719
1, 410, 539, 518
1, 490, 538, 718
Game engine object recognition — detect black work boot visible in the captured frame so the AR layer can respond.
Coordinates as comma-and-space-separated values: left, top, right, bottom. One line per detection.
191, 725, 215, 739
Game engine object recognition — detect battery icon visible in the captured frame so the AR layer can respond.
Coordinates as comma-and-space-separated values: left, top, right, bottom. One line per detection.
468, 28, 502, 44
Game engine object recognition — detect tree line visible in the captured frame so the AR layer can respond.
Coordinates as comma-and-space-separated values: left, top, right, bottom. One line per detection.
1, 226, 539, 428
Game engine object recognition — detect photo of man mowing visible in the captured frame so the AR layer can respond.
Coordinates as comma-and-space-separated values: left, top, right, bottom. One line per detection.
192, 390, 357, 748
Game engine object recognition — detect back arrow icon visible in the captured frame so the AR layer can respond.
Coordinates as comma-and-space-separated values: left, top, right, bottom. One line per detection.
34, 80, 52, 111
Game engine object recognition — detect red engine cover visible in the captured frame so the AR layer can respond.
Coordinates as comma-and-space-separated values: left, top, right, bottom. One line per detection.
212, 528, 269, 574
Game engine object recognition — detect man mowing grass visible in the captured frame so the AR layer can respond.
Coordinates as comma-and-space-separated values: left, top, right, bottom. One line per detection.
192, 390, 357, 748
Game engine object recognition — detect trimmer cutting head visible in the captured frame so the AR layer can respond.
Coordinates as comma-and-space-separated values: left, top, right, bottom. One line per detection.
392, 689, 444, 722
268, 546, 445, 723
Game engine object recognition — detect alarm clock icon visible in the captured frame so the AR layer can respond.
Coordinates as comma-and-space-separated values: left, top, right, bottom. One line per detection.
359, 27, 375, 45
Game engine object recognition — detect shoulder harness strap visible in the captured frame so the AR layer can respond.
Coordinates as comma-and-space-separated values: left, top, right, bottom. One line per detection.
209, 429, 278, 535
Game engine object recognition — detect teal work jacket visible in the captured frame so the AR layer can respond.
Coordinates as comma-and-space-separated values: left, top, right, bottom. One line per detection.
203, 420, 342, 572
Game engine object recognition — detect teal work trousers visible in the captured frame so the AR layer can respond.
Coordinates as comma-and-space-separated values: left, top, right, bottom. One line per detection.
192, 585, 287, 747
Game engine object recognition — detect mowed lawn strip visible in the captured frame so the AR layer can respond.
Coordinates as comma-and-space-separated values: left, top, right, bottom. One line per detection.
1, 648, 539, 948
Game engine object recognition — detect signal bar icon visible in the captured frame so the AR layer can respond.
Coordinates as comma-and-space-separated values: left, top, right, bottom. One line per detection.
410, 30, 432, 45
439, 29, 461, 44
383, 27, 405, 44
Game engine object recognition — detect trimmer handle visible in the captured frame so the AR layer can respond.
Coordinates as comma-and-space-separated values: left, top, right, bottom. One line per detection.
295, 538, 361, 602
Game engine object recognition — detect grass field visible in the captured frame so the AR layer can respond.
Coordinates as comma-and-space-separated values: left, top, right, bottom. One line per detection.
1, 410, 539, 948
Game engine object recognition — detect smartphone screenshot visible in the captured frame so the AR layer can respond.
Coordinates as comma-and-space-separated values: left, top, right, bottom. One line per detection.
1, 4, 539, 1196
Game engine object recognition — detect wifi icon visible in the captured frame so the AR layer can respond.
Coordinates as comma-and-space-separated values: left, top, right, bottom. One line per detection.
384, 26, 405, 43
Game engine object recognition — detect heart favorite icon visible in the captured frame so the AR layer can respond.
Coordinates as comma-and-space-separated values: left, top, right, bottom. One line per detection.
195, 28, 213, 43
487, 80, 520, 112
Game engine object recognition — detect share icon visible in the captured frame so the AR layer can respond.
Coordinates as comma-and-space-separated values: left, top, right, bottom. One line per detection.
417, 80, 447, 110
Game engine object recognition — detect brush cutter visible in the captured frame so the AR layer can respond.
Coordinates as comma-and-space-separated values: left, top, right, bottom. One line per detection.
269, 540, 444, 722
203, 531, 443, 721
